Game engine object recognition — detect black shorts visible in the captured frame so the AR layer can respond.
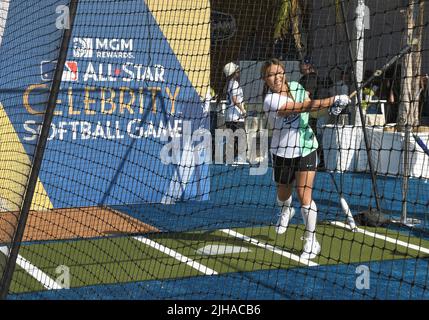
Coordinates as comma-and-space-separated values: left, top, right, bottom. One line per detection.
272, 151, 318, 185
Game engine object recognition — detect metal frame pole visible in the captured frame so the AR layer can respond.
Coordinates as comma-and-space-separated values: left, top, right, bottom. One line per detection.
0, 0, 79, 299
339, 0, 382, 212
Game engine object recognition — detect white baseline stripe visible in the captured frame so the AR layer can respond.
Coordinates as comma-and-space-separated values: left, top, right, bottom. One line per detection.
0, 246, 62, 290
133, 236, 218, 275
331, 221, 429, 255
219, 229, 319, 267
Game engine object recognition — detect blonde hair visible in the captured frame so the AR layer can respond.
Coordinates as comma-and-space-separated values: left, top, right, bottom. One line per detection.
261, 58, 294, 101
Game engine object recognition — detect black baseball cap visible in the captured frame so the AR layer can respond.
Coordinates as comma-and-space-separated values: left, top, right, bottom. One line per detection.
302, 56, 313, 65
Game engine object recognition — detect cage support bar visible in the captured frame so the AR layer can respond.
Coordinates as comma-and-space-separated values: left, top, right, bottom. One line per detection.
0, 0, 79, 299
339, 0, 382, 212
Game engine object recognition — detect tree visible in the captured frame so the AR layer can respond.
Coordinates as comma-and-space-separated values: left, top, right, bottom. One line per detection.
398, 0, 425, 129
274, 0, 309, 60
274, 0, 344, 61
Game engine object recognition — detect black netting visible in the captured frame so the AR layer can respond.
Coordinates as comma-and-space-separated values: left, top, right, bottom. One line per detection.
0, 0, 428, 300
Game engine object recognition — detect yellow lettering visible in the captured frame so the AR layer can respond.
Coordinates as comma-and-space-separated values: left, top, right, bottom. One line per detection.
139, 88, 144, 114
23, 84, 47, 115
119, 87, 135, 114
68, 87, 80, 115
148, 87, 161, 113
54, 97, 63, 116
101, 88, 116, 114
84, 86, 96, 115
165, 86, 180, 115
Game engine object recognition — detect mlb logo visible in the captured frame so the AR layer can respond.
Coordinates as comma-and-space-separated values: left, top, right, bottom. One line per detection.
73, 37, 93, 58
40, 61, 78, 82
62, 61, 78, 82
40, 60, 56, 81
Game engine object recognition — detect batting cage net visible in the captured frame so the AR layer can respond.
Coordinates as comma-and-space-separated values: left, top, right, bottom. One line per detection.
0, 0, 428, 300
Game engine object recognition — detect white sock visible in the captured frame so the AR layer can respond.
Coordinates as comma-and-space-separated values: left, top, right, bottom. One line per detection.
301, 207, 308, 228
301, 201, 318, 239
277, 195, 292, 213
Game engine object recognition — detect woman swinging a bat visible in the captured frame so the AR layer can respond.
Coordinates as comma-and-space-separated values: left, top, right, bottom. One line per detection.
261, 58, 350, 260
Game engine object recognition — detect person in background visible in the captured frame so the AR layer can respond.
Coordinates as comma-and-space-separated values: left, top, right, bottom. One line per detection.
299, 56, 319, 99
299, 56, 333, 168
329, 67, 352, 123
419, 74, 429, 121
381, 65, 401, 124
223, 62, 247, 164
331, 68, 352, 96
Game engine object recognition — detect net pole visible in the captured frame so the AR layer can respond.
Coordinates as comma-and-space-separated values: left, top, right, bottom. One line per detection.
0, 0, 79, 299
353, 0, 365, 127
400, 86, 425, 226
401, 125, 410, 223
339, 0, 382, 212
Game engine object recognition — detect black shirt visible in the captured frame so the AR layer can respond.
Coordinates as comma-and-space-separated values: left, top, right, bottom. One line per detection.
299, 72, 320, 99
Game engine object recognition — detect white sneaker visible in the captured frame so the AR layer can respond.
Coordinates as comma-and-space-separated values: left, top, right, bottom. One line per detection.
300, 234, 321, 260
275, 207, 295, 234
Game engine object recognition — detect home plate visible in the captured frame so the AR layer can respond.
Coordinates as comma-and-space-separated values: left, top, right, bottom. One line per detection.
196, 244, 250, 255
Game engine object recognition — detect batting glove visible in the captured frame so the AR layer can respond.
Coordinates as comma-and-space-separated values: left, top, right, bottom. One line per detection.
329, 95, 351, 115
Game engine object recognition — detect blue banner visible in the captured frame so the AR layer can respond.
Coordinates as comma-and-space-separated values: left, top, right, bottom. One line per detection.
0, 0, 210, 208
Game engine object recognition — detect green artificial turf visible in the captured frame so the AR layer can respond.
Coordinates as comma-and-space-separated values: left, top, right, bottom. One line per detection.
9, 266, 46, 294
7, 222, 429, 294
9, 237, 201, 294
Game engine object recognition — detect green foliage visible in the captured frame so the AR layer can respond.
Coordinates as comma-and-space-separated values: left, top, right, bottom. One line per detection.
274, 0, 292, 40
